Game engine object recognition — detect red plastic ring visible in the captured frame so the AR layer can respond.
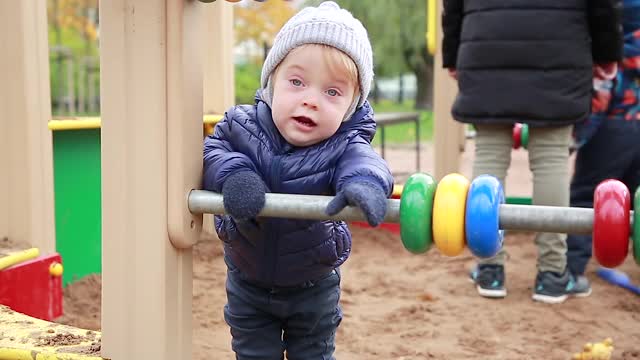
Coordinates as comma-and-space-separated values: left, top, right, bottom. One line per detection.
512, 123, 522, 149
593, 179, 630, 268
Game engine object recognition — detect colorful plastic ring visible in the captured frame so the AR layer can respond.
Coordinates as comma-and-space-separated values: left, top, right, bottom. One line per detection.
512, 123, 522, 149
465, 175, 505, 258
633, 186, 640, 265
433, 173, 470, 257
520, 124, 529, 149
399, 173, 437, 254
593, 179, 630, 268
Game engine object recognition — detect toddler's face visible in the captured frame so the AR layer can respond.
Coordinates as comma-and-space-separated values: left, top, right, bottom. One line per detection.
271, 45, 357, 147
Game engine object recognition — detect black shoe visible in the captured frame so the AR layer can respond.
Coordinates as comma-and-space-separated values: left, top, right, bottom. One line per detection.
532, 269, 576, 304
470, 264, 506, 298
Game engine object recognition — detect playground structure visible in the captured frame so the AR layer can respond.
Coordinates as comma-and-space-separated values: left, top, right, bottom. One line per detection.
1, 1, 634, 360
1, 1, 236, 358
48, 114, 220, 286
0, 248, 63, 321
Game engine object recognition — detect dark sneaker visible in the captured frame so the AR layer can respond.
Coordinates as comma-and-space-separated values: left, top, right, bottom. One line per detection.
570, 275, 592, 297
532, 269, 575, 304
470, 264, 507, 298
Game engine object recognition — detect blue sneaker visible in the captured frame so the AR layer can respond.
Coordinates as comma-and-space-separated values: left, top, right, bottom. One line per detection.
532, 269, 577, 304
470, 264, 507, 298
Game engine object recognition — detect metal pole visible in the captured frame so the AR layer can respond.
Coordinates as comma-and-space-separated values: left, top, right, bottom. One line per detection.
188, 190, 634, 235
415, 116, 420, 171
189, 190, 401, 223
500, 204, 594, 234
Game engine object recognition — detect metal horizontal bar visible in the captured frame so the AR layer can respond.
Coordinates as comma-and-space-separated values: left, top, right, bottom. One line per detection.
188, 190, 634, 234
375, 112, 420, 125
188, 190, 401, 223
499, 204, 595, 235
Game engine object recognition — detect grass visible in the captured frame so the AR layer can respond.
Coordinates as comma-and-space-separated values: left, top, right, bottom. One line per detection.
370, 100, 433, 146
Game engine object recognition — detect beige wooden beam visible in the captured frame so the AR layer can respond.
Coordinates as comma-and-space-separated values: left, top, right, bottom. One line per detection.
202, 0, 234, 238
100, 0, 203, 358
0, 0, 56, 253
432, 0, 465, 180
203, 0, 235, 115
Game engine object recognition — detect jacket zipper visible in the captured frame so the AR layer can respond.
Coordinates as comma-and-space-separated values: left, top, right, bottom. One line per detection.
265, 154, 282, 285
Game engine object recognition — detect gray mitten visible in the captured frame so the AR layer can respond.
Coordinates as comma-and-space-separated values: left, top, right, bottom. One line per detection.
221, 171, 267, 220
325, 179, 387, 226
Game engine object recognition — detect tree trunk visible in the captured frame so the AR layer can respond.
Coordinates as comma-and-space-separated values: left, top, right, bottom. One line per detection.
397, 74, 404, 103
53, 0, 64, 114
371, 79, 380, 104
413, 58, 433, 110
79, 2, 91, 114
263, 41, 271, 62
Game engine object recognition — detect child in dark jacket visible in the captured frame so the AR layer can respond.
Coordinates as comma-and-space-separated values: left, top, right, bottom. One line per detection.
442, 0, 623, 304
567, 0, 640, 294
202, 2, 393, 358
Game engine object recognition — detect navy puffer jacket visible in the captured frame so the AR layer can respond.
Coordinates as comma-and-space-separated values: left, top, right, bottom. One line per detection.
203, 94, 393, 287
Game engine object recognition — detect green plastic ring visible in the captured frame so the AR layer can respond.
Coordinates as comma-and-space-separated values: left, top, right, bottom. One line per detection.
521, 124, 529, 149
633, 186, 640, 265
400, 173, 437, 254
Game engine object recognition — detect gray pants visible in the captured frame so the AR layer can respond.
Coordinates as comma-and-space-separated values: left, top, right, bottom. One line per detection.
473, 124, 571, 273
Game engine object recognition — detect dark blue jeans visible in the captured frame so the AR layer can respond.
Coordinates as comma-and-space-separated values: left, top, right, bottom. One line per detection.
224, 259, 342, 360
567, 120, 640, 275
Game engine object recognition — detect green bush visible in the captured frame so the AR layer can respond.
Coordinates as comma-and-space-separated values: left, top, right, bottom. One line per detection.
235, 63, 262, 105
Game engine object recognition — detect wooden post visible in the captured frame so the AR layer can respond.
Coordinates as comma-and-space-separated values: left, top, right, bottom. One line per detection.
203, 0, 235, 115
432, 0, 465, 180
0, 0, 56, 253
202, 1, 234, 236
100, 0, 203, 358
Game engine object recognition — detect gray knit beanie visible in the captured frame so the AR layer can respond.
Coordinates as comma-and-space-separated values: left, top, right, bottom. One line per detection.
260, 1, 373, 121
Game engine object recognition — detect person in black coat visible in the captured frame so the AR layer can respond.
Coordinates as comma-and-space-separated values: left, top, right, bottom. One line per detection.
442, 0, 623, 304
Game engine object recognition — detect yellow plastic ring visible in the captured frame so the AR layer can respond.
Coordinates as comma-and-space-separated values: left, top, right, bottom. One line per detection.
432, 173, 470, 256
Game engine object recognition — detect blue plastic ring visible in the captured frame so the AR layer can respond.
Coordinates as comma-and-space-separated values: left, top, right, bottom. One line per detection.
465, 175, 505, 258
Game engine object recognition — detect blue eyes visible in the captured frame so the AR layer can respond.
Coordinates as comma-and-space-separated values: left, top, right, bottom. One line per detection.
289, 79, 340, 97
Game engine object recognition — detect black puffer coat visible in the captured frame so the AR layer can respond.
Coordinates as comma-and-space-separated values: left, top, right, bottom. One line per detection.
442, 0, 623, 126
